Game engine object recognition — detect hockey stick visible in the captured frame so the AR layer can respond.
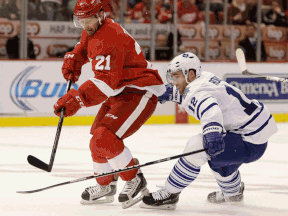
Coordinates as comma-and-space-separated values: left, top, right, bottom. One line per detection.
235, 48, 288, 83
17, 148, 207, 194
27, 77, 73, 172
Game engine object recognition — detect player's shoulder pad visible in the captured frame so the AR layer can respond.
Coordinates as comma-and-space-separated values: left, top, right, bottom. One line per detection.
182, 72, 214, 100
104, 18, 126, 36
181, 72, 218, 112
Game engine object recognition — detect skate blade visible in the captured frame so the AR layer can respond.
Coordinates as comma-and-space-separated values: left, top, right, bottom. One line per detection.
206, 198, 244, 205
139, 202, 176, 210
80, 196, 114, 205
121, 188, 150, 209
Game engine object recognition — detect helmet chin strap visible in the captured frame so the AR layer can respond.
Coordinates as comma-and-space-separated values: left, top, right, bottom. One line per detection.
183, 68, 199, 84
182, 68, 191, 84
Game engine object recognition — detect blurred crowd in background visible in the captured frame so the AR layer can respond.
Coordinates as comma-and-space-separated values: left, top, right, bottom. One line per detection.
0, 0, 287, 26
0, 0, 287, 61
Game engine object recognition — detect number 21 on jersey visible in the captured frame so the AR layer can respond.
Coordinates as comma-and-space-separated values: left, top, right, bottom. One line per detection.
95, 55, 111, 70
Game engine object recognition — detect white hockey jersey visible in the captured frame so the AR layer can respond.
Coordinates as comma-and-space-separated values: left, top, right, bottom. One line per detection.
181, 71, 278, 144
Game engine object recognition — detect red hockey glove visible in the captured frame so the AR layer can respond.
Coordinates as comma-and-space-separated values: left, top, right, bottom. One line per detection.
54, 89, 87, 117
62, 52, 86, 83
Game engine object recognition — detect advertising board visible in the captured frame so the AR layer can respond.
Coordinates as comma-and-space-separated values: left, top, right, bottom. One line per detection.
1, 61, 287, 117
224, 74, 288, 103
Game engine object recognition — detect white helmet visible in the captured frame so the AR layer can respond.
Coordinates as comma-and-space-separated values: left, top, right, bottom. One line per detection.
166, 52, 201, 84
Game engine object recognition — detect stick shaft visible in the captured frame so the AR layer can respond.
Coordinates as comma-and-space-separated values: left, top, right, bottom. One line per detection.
18, 148, 207, 193
48, 80, 73, 170
243, 70, 288, 83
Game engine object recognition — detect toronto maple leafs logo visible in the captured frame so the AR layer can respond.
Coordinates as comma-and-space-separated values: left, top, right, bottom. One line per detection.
182, 53, 189, 58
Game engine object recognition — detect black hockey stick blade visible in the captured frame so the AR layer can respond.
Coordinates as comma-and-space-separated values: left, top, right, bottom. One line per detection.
17, 148, 207, 194
27, 155, 51, 172
26, 79, 72, 173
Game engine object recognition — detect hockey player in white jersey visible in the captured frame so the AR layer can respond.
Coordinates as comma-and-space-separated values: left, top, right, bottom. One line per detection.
140, 52, 278, 210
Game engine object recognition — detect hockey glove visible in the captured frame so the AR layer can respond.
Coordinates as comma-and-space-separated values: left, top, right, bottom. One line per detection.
158, 84, 182, 104
54, 89, 87, 117
203, 123, 225, 157
62, 52, 86, 83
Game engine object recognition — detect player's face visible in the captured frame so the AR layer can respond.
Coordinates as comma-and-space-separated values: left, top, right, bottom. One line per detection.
79, 16, 100, 36
171, 70, 187, 95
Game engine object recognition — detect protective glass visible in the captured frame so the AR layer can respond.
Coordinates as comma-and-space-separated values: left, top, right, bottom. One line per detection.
73, 15, 98, 28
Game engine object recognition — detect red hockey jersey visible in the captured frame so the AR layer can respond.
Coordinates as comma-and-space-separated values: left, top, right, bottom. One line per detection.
73, 18, 165, 98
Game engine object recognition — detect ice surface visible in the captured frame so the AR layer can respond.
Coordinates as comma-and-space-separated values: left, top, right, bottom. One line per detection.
0, 124, 288, 216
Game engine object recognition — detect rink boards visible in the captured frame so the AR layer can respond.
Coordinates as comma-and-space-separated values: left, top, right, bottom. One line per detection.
0, 60, 287, 126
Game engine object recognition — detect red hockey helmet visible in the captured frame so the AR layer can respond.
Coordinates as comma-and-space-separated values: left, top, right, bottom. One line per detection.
74, 0, 103, 19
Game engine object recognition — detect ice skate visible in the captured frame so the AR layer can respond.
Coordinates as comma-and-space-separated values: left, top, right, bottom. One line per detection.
80, 177, 118, 205
207, 182, 245, 204
118, 169, 149, 209
140, 186, 180, 210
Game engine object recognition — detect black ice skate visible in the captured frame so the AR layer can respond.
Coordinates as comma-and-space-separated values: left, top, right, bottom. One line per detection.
207, 182, 245, 204
118, 169, 149, 209
80, 179, 117, 205
140, 186, 181, 210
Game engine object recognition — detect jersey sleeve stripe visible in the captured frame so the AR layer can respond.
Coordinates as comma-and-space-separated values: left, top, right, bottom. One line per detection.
90, 78, 125, 97
200, 103, 218, 119
236, 102, 264, 131
243, 115, 272, 136
196, 97, 212, 119
203, 122, 223, 130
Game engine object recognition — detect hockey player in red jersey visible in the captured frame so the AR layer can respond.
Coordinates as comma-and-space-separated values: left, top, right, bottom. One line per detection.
53, 0, 165, 209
